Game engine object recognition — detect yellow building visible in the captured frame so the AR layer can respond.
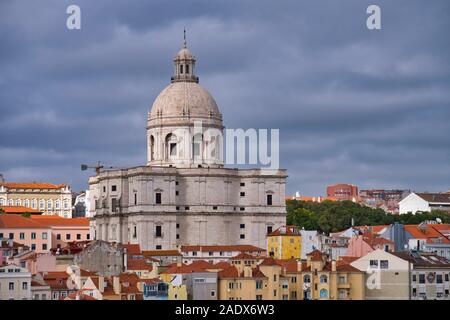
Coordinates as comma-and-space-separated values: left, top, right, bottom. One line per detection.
267, 226, 302, 259
0, 182, 72, 218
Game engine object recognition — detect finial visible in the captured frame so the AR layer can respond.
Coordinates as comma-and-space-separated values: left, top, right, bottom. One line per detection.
183, 28, 187, 48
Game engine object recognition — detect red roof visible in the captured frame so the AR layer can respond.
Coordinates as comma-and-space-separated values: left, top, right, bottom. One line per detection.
307, 249, 324, 261
0, 214, 50, 229
268, 225, 301, 236
30, 215, 89, 227
218, 265, 267, 279
404, 224, 450, 244
180, 245, 265, 253
259, 257, 280, 266
0, 206, 41, 214
122, 244, 142, 255
127, 259, 153, 271
0, 182, 67, 189
64, 291, 97, 300
231, 253, 260, 260
143, 250, 181, 257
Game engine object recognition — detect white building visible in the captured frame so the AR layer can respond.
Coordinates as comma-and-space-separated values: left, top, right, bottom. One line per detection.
399, 192, 450, 214
0, 264, 32, 300
88, 38, 287, 250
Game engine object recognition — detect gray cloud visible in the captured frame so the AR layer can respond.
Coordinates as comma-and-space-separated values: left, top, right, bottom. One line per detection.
1, 0, 450, 196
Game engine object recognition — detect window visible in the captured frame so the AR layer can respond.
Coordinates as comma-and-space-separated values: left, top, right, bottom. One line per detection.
47, 200, 53, 209
240, 192, 245, 197
256, 280, 263, 289
175, 181, 179, 186
380, 260, 389, 269
20, 233, 25, 240
213, 206, 218, 210
155, 226, 162, 238
339, 276, 346, 284
77, 234, 81, 240
240, 182, 245, 187
419, 274, 425, 284
42, 232, 47, 240
180, 64, 183, 74
274, 274, 277, 282
175, 191, 179, 196
267, 194, 273, 205
369, 260, 378, 268
240, 224, 245, 229
445, 274, 449, 282
320, 275, 328, 283
112, 198, 119, 212
339, 289, 347, 299
22, 282, 28, 290
240, 207, 245, 211
291, 276, 297, 283
103, 186, 106, 193
170, 143, 177, 156
155, 193, 162, 204
55, 200, 60, 209
111, 185, 117, 192
39, 200, 45, 209
56, 234, 61, 240
134, 193, 137, 205
273, 290, 277, 297
87, 234, 90, 240
176, 234, 180, 239
9, 233, 14, 239
133, 226, 137, 238
437, 274, 443, 284
31, 233, 36, 239
185, 64, 189, 74
31, 244, 36, 250
66, 234, 71, 240
210, 290, 215, 297
156, 245, 162, 250
9, 282, 14, 290
320, 289, 328, 298
185, 206, 190, 210
176, 223, 180, 229
42, 244, 47, 250
412, 274, 417, 282
267, 226, 273, 234
240, 234, 245, 239
256, 295, 262, 300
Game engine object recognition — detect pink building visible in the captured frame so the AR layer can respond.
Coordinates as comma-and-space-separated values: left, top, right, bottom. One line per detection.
346, 235, 395, 258
30, 216, 90, 249
0, 215, 52, 253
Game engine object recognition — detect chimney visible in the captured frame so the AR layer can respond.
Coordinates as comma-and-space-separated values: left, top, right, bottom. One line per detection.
331, 260, 337, 272
123, 248, 128, 272
98, 276, 105, 293
113, 276, 121, 294
297, 260, 302, 272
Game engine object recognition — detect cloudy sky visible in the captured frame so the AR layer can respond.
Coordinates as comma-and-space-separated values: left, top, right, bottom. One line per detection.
1, 0, 449, 196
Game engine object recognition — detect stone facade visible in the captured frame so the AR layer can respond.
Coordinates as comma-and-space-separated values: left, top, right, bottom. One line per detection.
89, 38, 287, 250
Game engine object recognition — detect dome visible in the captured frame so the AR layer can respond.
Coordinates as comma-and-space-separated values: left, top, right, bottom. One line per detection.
149, 81, 222, 120
175, 47, 194, 60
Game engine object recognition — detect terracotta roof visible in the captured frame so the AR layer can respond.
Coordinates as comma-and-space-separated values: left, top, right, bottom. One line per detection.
231, 253, 260, 260
64, 291, 97, 300
416, 193, 450, 203
213, 262, 231, 269
0, 214, 49, 229
218, 266, 239, 278
161, 261, 214, 275
363, 235, 394, 248
268, 226, 301, 236
121, 244, 142, 255
276, 259, 300, 273
42, 272, 70, 290
141, 277, 164, 285
259, 257, 280, 266
180, 245, 265, 253
30, 215, 89, 227
0, 182, 67, 189
404, 224, 450, 244
307, 249, 324, 261
142, 250, 182, 257
127, 259, 153, 271
339, 256, 359, 264
0, 206, 41, 214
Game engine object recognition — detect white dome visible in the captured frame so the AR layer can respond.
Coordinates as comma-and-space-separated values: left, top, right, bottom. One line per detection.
149, 81, 222, 122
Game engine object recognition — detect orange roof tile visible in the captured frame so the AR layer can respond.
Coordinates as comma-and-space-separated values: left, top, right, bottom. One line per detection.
0, 214, 50, 229
231, 253, 260, 260
30, 215, 89, 227
0, 206, 41, 214
142, 250, 182, 257
307, 249, 324, 261
127, 259, 153, 271
0, 182, 67, 189
180, 245, 265, 253
404, 224, 450, 244
121, 244, 142, 255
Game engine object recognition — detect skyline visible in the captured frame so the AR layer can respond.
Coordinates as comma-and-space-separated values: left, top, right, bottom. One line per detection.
1, 0, 450, 195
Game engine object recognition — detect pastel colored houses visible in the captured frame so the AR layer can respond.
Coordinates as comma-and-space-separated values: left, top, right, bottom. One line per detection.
267, 226, 302, 259
0, 264, 32, 300
346, 235, 395, 258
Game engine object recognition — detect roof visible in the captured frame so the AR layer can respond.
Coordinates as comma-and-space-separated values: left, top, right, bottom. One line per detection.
363, 235, 394, 248
0, 206, 41, 214
307, 249, 324, 261
180, 245, 265, 253
0, 214, 50, 229
415, 193, 450, 203
143, 250, 181, 257
127, 259, 153, 271
0, 182, 67, 189
231, 253, 260, 260
30, 215, 89, 227
64, 291, 97, 300
161, 261, 215, 275
392, 252, 450, 268
218, 265, 267, 279
268, 225, 301, 237
121, 244, 142, 256
259, 257, 280, 266
404, 224, 450, 244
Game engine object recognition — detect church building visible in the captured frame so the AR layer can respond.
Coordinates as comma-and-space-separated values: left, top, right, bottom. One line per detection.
88, 37, 287, 250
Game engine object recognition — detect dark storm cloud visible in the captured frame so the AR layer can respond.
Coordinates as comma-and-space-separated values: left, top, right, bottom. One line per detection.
1, 0, 450, 195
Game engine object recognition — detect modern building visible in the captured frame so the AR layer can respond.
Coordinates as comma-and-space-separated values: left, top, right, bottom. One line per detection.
267, 226, 302, 259
0, 264, 32, 300
88, 38, 287, 251
0, 182, 72, 218
399, 192, 450, 214
326, 184, 359, 201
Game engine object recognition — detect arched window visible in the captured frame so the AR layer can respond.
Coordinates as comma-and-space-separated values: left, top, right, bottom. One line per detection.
31, 199, 37, 209
165, 133, 177, 159
180, 64, 184, 74
47, 199, 53, 209
39, 200, 45, 209
192, 133, 203, 160
15, 199, 21, 206
185, 64, 190, 74
320, 275, 328, 283
63, 200, 69, 209
24, 199, 30, 207
8, 199, 13, 206
150, 135, 155, 160
0, 198, 5, 206
303, 275, 311, 283
320, 289, 328, 298
55, 200, 61, 209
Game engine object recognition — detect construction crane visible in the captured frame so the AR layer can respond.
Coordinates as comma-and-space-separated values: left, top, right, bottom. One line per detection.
80, 161, 115, 175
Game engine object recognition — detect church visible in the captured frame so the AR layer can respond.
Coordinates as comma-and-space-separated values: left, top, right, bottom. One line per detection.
88, 37, 287, 250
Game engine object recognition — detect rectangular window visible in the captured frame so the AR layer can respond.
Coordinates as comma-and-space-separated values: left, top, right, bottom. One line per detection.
155, 226, 162, 237
240, 207, 245, 211
111, 185, 117, 192
170, 143, 177, 156
134, 193, 137, 205
256, 280, 263, 289
369, 260, 378, 268
31, 244, 36, 250
176, 223, 180, 229
20, 233, 25, 240
380, 260, 389, 269
176, 234, 180, 239
445, 274, 449, 282
87, 234, 90, 240
419, 274, 425, 284
31, 233, 36, 240
267, 194, 273, 205
42, 244, 47, 250
180, 65, 184, 74
56, 234, 61, 240
42, 232, 47, 240
66, 234, 71, 240
77, 234, 81, 240
9, 233, 14, 239
240, 192, 245, 197
186, 65, 189, 74
156, 245, 162, 250
213, 206, 218, 210
175, 191, 179, 196
240, 224, 245, 229
155, 193, 162, 204
240, 182, 245, 187
210, 290, 215, 297
436, 274, 443, 284
240, 234, 245, 239
185, 206, 190, 210
9, 282, 14, 290
22, 282, 28, 290
412, 274, 417, 282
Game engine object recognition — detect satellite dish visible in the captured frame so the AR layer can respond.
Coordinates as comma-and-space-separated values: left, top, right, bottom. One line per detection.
436, 218, 442, 224
81, 164, 88, 171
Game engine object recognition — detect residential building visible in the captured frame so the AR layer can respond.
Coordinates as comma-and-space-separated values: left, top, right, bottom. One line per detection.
399, 192, 450, 214
0, 264, 32, 300
88, 38, 287, 251
404, 223, 450, 259
267, 226, 302, 259
142, 278, 168, 300
0, 182, 72, 218
359, 189, 409, 214
346, 235, 395, 258
180, 245, 266, 264
0, 214, 52, 253
300, 230, 321, 259
326, 184, 359, 201
1, 239, 29, 266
